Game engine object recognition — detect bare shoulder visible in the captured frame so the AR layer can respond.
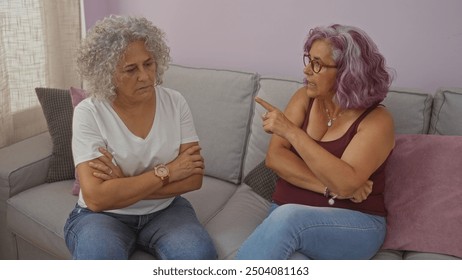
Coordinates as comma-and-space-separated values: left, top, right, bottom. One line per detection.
285, 86, 309, 112
364, 106, 394, 128
284, 86, 310, 125
359, 105, 395, 145
343, 105, 395, 174
291, 86, 310, 102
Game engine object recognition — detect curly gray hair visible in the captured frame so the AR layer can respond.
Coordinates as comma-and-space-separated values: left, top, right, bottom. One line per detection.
76, 15, 170, 100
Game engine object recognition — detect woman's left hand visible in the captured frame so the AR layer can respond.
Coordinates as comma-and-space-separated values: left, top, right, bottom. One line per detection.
349, 180, 373, 203
89, 147, 125, 180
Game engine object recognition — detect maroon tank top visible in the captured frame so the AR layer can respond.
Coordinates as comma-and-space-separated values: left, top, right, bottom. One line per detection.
272, 99, 389, 216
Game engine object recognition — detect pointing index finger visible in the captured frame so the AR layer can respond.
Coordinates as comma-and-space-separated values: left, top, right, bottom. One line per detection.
255, 97, 278, 112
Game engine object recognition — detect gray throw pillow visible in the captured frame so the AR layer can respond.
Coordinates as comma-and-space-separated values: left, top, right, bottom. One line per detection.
243, 160, 278, 201
36, 87, 75, 182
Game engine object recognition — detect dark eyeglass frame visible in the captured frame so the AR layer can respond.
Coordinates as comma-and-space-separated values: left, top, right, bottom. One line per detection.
303, 54, 337, 73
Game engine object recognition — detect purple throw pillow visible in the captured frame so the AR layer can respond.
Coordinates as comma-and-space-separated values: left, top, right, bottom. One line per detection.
382, 134, 462, 258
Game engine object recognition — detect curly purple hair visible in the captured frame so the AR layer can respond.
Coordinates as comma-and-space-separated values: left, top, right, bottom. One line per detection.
304, 24, 394, 109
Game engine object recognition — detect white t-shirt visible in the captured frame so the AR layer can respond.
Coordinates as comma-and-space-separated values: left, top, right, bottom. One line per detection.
72, 86, 199, 215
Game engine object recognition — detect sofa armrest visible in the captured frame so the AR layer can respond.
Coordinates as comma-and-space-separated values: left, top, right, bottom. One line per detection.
0, 132, 52, 197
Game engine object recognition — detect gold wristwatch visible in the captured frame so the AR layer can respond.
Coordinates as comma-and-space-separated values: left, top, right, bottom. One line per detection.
154, 164, 170, 186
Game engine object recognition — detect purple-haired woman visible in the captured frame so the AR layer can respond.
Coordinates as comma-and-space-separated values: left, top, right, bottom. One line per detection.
236, 24, 395, 259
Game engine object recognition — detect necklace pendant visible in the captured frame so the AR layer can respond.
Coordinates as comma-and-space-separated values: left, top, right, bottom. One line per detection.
327, 119, 333, 127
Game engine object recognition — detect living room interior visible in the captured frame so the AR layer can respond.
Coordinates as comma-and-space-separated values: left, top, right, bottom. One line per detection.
0, 0, 461, 270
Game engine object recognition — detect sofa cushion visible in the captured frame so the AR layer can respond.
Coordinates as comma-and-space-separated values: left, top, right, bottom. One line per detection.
163, 65, 259, 184
402, 251, 460, 260
204, 184, 270, 259
35, 88, 75, 182
243, 77, 302, 176
371, 249, 404, 260
429, 88, 462, 136
382, 134, 462, 258
69, 87, 87, 195
6, 181, 77, 259
182, 176, 238, 225
382, 88, 433, 134
243, 160, 278, 201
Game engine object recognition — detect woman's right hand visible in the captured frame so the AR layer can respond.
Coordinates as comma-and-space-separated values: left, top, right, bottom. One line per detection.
168, 145, 205, 182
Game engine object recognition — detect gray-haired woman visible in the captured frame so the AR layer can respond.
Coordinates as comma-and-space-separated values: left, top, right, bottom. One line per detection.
64, 15, 216, 260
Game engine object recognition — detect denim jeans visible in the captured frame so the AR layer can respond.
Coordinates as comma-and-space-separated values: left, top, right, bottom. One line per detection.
236, 203, 386, 260
64, 196, 217, 260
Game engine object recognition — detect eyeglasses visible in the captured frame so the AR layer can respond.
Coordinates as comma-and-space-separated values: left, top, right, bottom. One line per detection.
303, 54, 337, 73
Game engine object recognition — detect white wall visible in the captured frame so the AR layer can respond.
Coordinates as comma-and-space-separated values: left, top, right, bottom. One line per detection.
84, 0, 462, 93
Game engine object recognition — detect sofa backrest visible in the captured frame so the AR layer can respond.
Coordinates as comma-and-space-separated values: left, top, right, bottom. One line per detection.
382, 88, 433, 134
163, 64, 259, 184
429, 88, 462, 136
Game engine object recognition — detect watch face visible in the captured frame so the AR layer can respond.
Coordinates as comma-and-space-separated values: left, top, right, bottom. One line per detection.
156, 165, 169, 177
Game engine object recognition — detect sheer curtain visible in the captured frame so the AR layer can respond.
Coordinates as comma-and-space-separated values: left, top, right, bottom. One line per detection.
0, 0, 82, 148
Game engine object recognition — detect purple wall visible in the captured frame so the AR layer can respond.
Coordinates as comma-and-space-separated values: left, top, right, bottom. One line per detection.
83, 0, 462, 93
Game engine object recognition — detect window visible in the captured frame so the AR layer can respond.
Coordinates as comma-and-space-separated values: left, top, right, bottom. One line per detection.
0, 0, 81, 148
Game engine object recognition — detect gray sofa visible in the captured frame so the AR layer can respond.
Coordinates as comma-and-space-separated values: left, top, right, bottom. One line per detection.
1, 64, 461, 260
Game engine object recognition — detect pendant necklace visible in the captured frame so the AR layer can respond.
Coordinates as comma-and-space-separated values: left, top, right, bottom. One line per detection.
324, 103, 343, 127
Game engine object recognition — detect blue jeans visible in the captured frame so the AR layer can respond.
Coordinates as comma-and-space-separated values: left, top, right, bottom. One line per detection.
236, 203, 386, 260
64, 196, 217, 260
